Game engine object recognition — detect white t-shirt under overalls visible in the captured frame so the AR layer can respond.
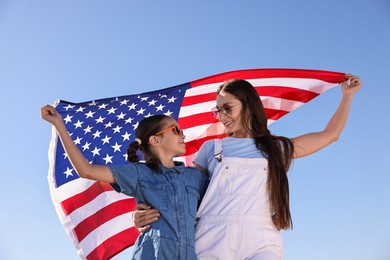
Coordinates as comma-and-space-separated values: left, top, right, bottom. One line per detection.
193, 137, 283, 260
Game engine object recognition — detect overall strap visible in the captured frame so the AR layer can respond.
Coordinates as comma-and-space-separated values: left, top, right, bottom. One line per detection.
196, 138, 224, 218
213, 139, 223, 163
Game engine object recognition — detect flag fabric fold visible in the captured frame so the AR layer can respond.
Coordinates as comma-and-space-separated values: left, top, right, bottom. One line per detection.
47, 68, 345, 259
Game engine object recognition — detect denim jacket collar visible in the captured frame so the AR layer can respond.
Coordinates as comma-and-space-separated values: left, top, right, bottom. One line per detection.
160, 161, 185, 174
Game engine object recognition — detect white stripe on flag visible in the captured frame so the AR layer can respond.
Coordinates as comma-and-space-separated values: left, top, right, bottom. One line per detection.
260, 96, 305, 112
54, 178, 95, 201
179, 100, 215, 118
248, 78, 336, 93
184, 83, 219, 96
183, 122, 226, 142
68, 190, 129, 226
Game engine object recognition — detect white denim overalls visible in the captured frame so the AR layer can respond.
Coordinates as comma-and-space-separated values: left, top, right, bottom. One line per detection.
195, 139, 283, 260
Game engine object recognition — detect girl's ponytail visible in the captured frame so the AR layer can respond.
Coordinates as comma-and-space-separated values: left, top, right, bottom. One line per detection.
127, 138, 142, 163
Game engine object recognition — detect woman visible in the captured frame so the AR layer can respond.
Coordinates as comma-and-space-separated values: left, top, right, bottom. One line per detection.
134, 75, 362, 259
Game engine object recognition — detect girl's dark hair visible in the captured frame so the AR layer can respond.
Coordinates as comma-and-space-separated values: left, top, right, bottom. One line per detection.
127, 114, 170, 172
217, 79, 294, 230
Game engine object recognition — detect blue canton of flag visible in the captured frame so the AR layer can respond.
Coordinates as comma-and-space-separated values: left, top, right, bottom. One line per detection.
53, 83, 191, 188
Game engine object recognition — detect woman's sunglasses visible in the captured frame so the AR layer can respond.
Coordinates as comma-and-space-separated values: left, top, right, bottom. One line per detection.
153, 125, 184, 136
211, 104, 241, 118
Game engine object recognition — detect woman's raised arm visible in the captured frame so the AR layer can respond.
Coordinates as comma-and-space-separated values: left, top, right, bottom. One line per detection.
292, 75, 362, 158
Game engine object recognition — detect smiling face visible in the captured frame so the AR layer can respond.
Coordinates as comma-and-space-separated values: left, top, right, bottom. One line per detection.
155, 117, 186, 156
216, 90, 250, 138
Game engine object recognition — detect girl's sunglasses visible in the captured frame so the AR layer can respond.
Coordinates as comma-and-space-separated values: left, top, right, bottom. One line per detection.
153, 125, 184, 136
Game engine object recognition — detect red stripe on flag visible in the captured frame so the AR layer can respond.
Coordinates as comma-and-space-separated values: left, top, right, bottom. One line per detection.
265, 108, 289, 121
255, 86, 319, 102
181, 92, 217, 106
178, 112, 217, 129
61, 182, 113, 215
74, 198, 136, 242
86, 227, 140, 260
191, 68, 346, 87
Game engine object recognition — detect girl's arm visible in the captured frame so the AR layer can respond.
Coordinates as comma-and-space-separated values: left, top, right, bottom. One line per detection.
41, 105, 116, 183
292, 75, 362, 159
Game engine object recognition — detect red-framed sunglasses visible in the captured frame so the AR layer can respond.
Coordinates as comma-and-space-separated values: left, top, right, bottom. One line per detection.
153, 125, 184, 136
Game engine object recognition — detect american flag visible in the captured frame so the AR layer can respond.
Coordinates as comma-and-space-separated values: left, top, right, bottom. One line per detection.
47, 68, 346, 259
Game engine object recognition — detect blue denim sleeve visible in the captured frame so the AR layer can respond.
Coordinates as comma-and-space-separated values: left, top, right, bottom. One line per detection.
108, 164, 139, 197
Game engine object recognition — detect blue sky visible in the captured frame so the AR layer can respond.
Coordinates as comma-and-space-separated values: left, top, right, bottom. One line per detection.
0, 1, 389, 259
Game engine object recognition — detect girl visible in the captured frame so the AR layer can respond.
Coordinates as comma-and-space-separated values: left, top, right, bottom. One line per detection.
40, 107, 209, 260
133, 75, 362, 259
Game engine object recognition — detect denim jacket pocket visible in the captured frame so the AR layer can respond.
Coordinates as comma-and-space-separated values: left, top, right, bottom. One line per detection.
186, 186, 200, 218
139, 181, 168, 211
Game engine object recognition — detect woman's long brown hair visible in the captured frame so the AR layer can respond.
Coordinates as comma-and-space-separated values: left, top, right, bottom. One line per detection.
218, 79, 294, 230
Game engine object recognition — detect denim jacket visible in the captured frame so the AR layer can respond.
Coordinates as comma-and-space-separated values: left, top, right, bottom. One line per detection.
109, 161, 209, 259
